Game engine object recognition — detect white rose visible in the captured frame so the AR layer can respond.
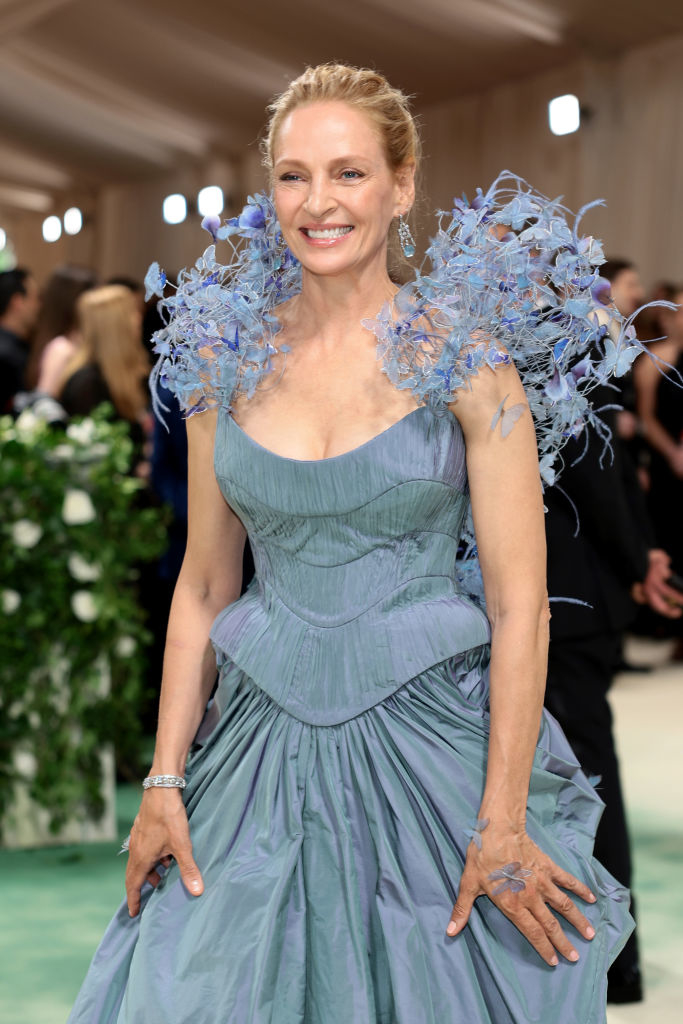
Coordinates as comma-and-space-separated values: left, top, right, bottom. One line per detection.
2, 589, 21, 614
11, 519, 43, 548
67, 554, 101, 582
66, 419, 97, 445
115, 635, 137, 658
51, 443, 75, 461
14, 409, 40, 438
62, 489, 96, 525
71, 590, 98, 622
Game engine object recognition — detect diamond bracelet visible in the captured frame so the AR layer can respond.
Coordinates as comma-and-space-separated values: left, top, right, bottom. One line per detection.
142, 774, 186, 790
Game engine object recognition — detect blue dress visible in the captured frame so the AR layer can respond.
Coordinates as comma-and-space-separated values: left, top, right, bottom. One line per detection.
69, 173, 645, 1022
68, 402, 632, 1024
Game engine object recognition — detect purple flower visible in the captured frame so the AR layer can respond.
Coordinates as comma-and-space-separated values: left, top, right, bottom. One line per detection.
201, 214, 221, 239
545, 368, 572, 403
239, 202, 266, 232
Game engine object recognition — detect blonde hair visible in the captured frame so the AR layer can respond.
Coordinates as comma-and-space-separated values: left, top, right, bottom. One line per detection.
262, 63, 421, 179
60, 285, 148, 422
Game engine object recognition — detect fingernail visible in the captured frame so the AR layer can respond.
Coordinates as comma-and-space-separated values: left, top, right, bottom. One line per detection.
588, 892, 596, 902
446, 923, 457, 936
569, 950, 580, 962
585, 926, 595, 939
191, 881, 201, 893
550, 956, 559, 966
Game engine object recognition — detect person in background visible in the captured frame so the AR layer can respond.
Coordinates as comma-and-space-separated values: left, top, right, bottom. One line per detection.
58, 285, 151, 473
634, 284, 683, 655
27, 265, 97, 395
0, 267, 41, 413
636, 281, 678, 343
598, 260, 646, 451
544, 364, 683, 1005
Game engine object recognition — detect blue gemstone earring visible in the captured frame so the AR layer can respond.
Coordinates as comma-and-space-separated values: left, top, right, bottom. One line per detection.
398, 213, 416, 258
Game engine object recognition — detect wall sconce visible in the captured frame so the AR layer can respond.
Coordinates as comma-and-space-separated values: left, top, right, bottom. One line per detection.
548, 94, 581, 136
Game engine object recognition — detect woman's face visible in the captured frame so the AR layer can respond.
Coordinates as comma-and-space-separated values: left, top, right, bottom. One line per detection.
272, 100, 414, 279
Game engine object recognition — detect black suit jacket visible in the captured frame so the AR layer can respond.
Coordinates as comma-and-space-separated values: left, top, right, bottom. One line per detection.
545, 385, 651, 639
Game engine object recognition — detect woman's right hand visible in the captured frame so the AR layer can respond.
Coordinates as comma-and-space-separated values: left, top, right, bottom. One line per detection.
125, 788, 204, 917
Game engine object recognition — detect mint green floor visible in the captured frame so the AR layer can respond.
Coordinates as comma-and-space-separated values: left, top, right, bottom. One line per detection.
2, 638, 681, 1024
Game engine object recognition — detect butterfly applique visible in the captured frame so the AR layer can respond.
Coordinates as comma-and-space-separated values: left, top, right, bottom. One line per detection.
490, 393, 527, 437
488, 861, 533, 895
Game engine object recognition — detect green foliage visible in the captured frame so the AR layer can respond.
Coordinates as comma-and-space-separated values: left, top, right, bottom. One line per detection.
0, 405, 167, 837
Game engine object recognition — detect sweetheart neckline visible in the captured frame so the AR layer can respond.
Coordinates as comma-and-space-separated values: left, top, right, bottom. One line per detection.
224, 404, 431, 465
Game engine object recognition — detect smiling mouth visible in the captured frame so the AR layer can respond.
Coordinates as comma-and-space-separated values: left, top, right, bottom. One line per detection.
301, 226, 354, 239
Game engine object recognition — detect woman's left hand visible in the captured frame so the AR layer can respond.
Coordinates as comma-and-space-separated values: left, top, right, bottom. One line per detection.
446, 823, 597, 966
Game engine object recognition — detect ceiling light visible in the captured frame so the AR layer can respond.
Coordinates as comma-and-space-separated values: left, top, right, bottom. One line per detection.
0, 228, 6, 250
198, 186, 224, 218
163, 194, 187, 225
42, 216, 62, 243
64, 207, 83, 235
548, 94, 580, 136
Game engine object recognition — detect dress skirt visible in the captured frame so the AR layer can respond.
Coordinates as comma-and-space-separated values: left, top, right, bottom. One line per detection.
68, 644, 631, 1024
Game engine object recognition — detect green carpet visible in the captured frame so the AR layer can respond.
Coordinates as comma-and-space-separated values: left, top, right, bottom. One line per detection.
0, 786, 138, 1024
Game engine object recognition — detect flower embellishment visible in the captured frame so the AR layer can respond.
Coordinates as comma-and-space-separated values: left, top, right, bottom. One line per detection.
488, 861, 533, 896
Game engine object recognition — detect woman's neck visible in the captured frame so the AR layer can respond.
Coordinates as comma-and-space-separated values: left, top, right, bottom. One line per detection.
289, 262, 399, 347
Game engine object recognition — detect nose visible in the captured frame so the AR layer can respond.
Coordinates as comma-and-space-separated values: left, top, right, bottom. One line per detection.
303, 174, 336, 220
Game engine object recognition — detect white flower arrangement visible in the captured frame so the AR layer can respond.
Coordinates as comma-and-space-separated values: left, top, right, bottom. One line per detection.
0, 406, 167, 836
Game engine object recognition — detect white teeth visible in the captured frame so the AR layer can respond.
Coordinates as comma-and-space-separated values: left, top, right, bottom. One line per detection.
306, 226, 353, 239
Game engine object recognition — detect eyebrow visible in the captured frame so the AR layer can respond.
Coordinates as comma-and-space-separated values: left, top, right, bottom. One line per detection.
273, 154, 373, 169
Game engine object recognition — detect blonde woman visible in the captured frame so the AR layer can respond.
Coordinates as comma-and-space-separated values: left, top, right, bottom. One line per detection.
59, 284, 149, 425
69, 65, 638, 1023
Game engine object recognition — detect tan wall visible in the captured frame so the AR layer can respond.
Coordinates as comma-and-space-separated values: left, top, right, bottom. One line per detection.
418, 36, 683, 291
4, 35, 683, 293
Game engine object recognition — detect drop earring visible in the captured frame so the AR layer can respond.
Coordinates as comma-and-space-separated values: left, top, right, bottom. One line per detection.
398, 213, 416, 258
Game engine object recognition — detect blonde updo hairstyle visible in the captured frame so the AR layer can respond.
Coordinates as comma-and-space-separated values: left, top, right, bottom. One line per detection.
262, 63, 422, 272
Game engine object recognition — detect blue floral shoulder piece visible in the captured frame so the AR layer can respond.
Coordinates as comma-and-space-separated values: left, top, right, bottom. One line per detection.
362, 170, 674, 488
147, 172, 673, 487
147, 194, 301, 421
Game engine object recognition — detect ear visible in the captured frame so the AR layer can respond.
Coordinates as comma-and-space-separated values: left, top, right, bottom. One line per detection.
394, 161, 416, 216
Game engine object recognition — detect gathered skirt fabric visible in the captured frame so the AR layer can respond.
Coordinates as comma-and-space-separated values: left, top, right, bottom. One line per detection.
68, 644, 631, 1024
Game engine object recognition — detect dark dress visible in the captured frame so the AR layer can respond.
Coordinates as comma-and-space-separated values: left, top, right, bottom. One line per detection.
647, 349, 683, 577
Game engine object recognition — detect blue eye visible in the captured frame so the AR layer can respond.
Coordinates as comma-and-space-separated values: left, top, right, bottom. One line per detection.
341, 170, 362, 180
279, 173, 302, 182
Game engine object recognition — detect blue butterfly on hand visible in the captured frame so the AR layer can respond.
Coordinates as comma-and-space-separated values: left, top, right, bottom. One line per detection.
488, 861, 533, 896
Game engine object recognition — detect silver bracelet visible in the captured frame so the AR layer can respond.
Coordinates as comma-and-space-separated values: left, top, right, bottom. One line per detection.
142, 774, 186, 790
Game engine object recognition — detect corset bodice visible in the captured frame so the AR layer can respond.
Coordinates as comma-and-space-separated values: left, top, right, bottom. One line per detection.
209, 404, 490, 725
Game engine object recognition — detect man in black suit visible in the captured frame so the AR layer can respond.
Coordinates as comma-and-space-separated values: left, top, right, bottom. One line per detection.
0, 268, 41, 414
544, 382, 683, 1004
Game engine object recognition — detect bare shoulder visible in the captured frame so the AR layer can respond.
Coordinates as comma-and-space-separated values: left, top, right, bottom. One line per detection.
447, 346, 529, 442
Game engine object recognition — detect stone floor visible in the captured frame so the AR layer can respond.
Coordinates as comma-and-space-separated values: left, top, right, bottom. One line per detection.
1, 635, 681, 1023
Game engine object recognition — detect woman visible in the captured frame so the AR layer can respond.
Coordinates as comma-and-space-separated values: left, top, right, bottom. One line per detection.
27, 263, 97, 395
69, 65, 636, 1023
635, 285, 683, 648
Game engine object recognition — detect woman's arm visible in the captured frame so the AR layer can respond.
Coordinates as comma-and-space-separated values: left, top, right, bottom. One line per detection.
445, 358, 596, 965
125, 408, 247, 915
37, 336, 76, 395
